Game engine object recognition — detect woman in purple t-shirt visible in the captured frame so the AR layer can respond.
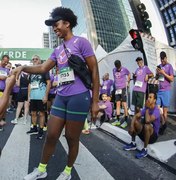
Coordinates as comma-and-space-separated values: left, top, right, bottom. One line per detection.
13, 7, 99, 180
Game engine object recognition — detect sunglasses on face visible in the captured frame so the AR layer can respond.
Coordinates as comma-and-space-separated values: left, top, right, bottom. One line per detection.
32, 58, 39, 61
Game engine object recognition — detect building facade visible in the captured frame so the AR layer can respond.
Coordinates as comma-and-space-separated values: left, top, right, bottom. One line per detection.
61, 0, 134, 52
155, 0, 176, 48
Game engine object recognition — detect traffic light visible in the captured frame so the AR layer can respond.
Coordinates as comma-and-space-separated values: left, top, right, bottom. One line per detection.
137, 3, 152, 33
129, 29, 143, 52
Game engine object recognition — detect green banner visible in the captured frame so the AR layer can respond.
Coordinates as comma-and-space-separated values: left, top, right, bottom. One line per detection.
0, 48, 53, 61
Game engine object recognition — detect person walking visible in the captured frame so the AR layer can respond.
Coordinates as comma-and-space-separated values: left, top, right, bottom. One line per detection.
13, 7, 99, 180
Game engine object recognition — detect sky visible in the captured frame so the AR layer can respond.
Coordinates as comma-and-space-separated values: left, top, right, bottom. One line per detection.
0, 0, 168, 49
0, 0, 61, 48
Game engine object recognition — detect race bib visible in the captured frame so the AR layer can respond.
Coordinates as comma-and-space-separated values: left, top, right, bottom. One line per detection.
102, 85, 107, 90
135, 81, 143, 88
115, 89, 122, 95
58, 67, 75, 85
0, 70, 7, 76
158, 75, 164, 82
31, 82, 39, 89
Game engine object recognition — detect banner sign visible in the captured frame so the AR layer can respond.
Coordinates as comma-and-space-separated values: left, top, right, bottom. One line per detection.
0, 48, 53, 61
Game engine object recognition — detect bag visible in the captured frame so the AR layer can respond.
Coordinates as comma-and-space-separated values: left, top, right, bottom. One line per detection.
63, 43, 92, 89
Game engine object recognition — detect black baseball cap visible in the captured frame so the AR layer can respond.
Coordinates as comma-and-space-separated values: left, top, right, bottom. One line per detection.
160, 51, 167, 59
45, 16, 64, 26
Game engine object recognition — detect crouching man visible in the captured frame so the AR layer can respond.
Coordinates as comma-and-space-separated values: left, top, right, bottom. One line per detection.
123, 92, 160, 159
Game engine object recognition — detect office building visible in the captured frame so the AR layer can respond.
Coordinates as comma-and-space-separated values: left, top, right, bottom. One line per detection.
155, 0, 176, 48
43, 33, 49, 48
61, 0, 134, 52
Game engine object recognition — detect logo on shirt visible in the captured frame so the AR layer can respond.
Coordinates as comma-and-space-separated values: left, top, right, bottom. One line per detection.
115, 72, 121, 79
57, 47, 71, 65
137, 69, 143, 75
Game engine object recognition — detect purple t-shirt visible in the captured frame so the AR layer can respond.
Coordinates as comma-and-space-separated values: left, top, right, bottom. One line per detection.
133, 66, 152, 93
141, 105, 160, 135
50, 36, 94, 96
113, 67, 130, 89
158, 63, 174, 91
0, 67, 10, 90
100, 79, 113, 96
99, 100, 112, 119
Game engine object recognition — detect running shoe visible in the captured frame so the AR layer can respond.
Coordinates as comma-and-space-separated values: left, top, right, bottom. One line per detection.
11, 119, 18, 124
111, 120, 121, 126
36, 129, 44, 140
120, 121, 128, 128
56, 171, 71, 180
135, 148, 148, 159
26, 126, 38, 135
123, 142, 137, 151
23, 168, 47, 180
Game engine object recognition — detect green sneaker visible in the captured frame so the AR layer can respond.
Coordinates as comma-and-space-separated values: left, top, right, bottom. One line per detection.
111, 120, 121, 126
120, 121, 128, 128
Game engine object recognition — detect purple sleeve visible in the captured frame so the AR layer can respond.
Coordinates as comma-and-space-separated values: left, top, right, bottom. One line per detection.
125, 68, 130, 75
140, 107, 146, 116
169, 64, 174, 75
153, 107, 160, 119
79, 37, 95, 58
110, 79, 113, 86
146, 66, 152, 74
49, 49, 57, 62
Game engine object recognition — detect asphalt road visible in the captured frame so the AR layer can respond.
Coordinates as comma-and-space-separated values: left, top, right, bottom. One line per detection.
0, 111, 176, 180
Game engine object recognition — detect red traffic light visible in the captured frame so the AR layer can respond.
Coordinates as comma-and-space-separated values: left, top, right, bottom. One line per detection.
129, 29, 143, 52
129, 29, 138, 39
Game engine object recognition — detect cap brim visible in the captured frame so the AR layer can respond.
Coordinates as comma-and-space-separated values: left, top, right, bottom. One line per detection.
45, 16, 63, 26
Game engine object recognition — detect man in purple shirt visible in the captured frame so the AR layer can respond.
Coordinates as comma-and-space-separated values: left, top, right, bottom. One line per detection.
111, 60, 130, 128
13, 7, 99, 180
97, 93, 113, 125
124, 92, 160, 159
132, 57, 153, 114
156, 51, 174, 135
100, 73, 113, 96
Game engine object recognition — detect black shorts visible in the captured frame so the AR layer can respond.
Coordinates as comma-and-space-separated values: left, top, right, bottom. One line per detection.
18, 89, 28, 102
48, 93, 56, 101
132, 91, 145, 108
138, 125, 158, 144
30, 100, 47, 112
12, 92, 18, 101
115, 88, 127, 102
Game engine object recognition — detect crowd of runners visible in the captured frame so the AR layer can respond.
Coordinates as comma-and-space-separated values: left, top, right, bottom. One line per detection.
0, 6, 175, 180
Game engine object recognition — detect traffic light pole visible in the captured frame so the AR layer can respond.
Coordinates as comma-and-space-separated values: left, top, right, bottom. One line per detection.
141, 49, 148, 66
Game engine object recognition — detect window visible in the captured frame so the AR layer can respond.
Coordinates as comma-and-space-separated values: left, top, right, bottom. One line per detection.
168, 8, 175, 21
172, 4, 176, 16
158, 0, 164, 7
164, 10, 170, 23
168, 27, 175, 42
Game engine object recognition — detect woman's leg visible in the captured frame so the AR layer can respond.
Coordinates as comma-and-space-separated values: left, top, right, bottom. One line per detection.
65, 120, 84, 167
40, 115, 65, 164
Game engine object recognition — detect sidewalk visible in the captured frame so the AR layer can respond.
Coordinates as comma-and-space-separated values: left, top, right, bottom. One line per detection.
100, 116, 176, 171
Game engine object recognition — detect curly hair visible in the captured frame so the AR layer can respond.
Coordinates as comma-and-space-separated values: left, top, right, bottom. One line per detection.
51, 7, 77, 29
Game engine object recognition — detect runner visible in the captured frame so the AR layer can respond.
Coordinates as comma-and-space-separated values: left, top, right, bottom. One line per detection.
12, 7, 99, 180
